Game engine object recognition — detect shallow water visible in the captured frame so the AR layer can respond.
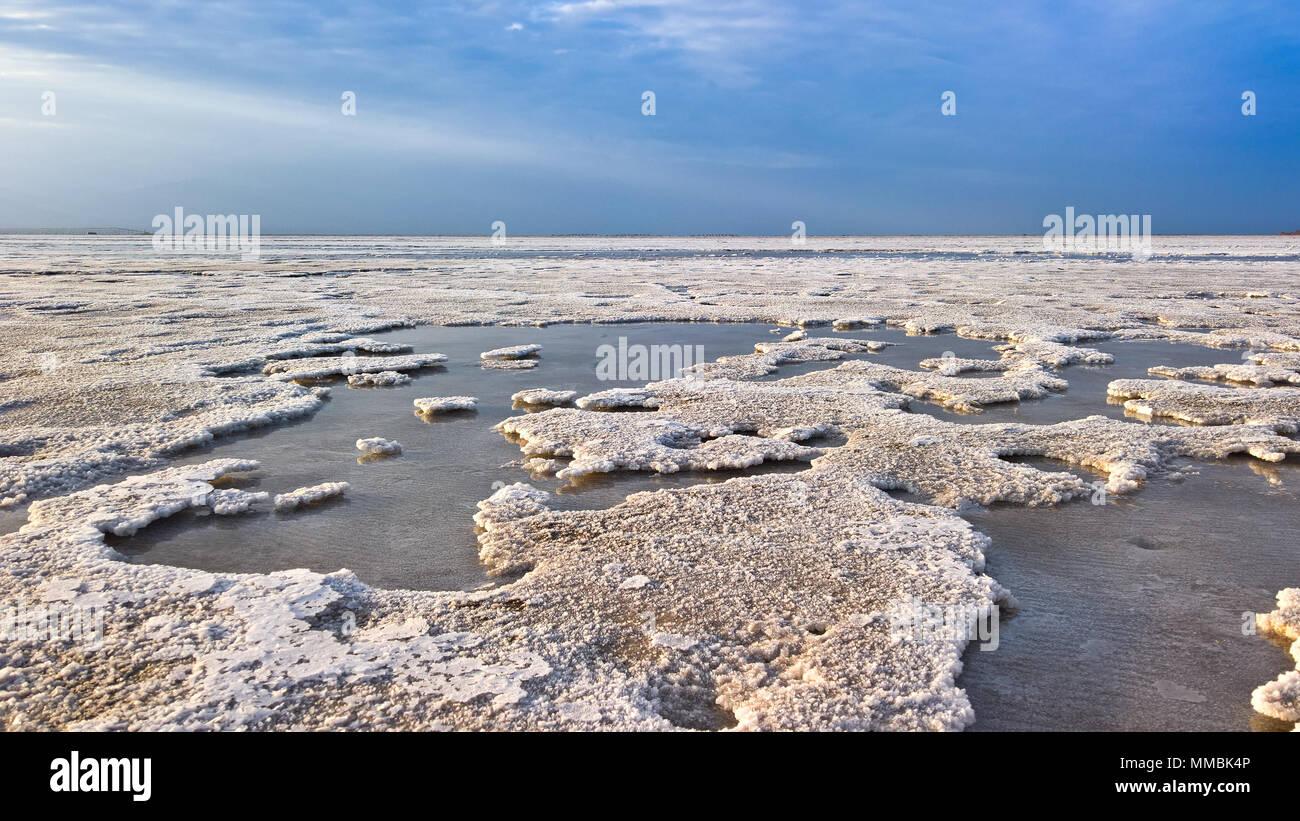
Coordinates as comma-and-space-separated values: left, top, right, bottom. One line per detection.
109, 322, 802, 590
54, 320, 1300, 730
960, 456, 1300, 732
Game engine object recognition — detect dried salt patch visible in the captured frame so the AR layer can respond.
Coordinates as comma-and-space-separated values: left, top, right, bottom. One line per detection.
919, 356, 1012, 375
1249, 351, 1300, 369
619, 575, 654, 590
264, 353, 447, 381
1257, 588, 1300, 641
347, 370, 411, 388
652, 633, 698, 651
169, 573, 218, 596
1252, 671, 1300, 722
511, 388, 578, 406
1148, 363, 1300, 387
273, 482, 350, 512
522, 457, 564, 475
769, 424, 832, 442
413, 396, 477, 413
1107, 378, 1300, 426
497, 409, 822, 481
554, 701, 603, 722
576, 388, 657, 409
473, 482, 551, 533
207, 488, 270, 515
356, 437, 402, 456
263, 337, 413, 359
358, 617, 430, 642
837, 359, 1067, 411
993, 340, 1114, 367
1251, 588, 1300, 723
41, 578, 85, 603
833, 317, 883, 330
688, 337, 890, 380
481, 344, 542, 361
481, 359, 537, 370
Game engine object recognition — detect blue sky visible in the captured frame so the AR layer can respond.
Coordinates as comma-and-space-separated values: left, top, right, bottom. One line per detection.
0, 1, 1296, 234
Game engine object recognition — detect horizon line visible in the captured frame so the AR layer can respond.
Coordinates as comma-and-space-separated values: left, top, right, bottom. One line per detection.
2, 230, 1299, 238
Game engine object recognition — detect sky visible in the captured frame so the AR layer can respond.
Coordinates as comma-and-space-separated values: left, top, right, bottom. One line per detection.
0, 0, 1296, 235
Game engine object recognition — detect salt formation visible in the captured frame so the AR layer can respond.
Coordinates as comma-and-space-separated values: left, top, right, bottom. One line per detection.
347, 370, 411, 388
355, 438, 402, 456
504, 365, 1299, 500
919, 356, 1014, 375
1115, 327, 1300, 351
206, 488, 270, 515
1107, 379, 1300, 426
495, 408, 824, 480
264, 353, 447, 382
833, 360, 1067, 412
481, 344, 542, 360
1148, 362, 1300, 387
992, 340, 1114, 367
511, 388, 578, 406
685, 337, 890, 380
4, 235, 1300, 731
262, 337, 412, 359
0, 379, 325, 508
481, 359, 537, 370
832, 317, 883, 330
1251, 589, 1300, 726
273, 482, 350, 512
413, 396, 478, 414
1247, 351, 1300, 369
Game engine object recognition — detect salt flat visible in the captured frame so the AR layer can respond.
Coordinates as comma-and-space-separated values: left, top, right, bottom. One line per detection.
1, 235, 1298, 731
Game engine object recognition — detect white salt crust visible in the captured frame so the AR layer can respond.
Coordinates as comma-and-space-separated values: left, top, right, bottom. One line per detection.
3, 236, 1299, 731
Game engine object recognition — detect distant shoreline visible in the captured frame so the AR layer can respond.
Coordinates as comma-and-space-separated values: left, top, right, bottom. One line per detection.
1, 230, 1297, 238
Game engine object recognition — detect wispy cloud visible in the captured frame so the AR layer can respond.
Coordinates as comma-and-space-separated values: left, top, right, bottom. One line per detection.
0, 0, 1297, 233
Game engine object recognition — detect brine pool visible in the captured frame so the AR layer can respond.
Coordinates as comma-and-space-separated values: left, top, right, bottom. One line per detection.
14, 321, 1299, 731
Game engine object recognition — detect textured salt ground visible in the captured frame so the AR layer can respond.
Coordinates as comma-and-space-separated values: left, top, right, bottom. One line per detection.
873, 336, 1239, 427
4, 236, 1299, 731
960, 456, 1300, 731
103, 322, 1300, 729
